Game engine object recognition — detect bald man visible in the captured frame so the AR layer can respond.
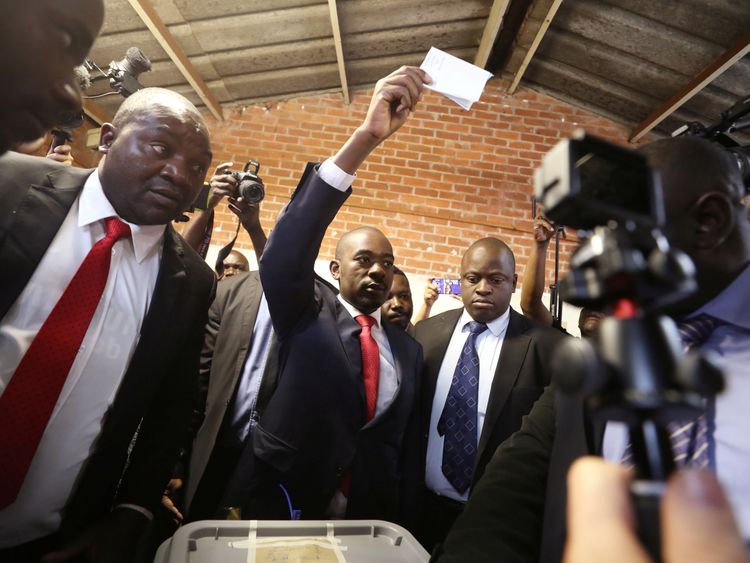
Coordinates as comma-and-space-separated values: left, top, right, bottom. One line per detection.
0, 0, 104, 154
435, 137, 750, 562
224, 67, 428, 528
414, 237, 562, 550
222, 250, 250, 278
0, 88, 215, 562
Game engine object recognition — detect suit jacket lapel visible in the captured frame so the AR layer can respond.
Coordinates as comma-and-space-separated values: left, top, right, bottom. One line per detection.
0, 166, 93, 319
423, 309, 462, 402
365, 321, 406, 426
110, 227, 186, 417
477, 309, 531, 461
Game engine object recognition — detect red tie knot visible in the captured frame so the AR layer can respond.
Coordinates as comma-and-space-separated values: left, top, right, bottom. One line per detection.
355, 314, 376, 330
105, 217, 132, 243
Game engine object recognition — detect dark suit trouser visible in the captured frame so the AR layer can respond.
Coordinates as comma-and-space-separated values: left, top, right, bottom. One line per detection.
419, 489, 465, 554
187, 443, 243, 522
0, 533, 73, 563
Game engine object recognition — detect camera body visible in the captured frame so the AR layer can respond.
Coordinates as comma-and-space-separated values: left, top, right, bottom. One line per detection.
228, 160, 265, 204
534, 130, 664, 231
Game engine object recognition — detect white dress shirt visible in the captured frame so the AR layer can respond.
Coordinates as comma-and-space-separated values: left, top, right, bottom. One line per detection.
0, 171, 164, 546
603, 264, 750, 540
336, 296, 400, 416
426, 308, 511, 502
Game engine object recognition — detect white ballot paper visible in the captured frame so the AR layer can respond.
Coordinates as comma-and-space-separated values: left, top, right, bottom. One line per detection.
420, 46, 493, 110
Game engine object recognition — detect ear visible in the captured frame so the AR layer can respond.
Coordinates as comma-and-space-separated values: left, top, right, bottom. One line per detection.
330, 259, 341, 281
98, 123, 117, 155
511, 273, 518, 292
691, 192, 735, 250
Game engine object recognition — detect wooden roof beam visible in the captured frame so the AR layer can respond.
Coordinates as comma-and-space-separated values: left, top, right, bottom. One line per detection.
82, 98, 113, 125
327, 0, 350, 105
126, 0, 224, 121
507, 0, 564, 94
630, 33, 750, 142
474, 0, 512, 70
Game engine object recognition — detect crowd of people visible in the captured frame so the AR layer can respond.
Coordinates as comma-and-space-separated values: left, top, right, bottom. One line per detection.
1, 1, 749, 563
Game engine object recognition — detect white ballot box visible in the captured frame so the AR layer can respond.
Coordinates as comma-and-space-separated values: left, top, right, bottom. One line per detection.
154, 520, 430, 563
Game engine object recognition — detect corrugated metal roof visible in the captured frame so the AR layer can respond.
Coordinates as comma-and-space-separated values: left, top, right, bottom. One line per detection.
85, 0, 750, 145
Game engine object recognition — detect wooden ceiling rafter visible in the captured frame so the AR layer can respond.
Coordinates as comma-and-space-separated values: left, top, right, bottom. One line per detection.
507, 0, 564, 94
630, 32, 750, 142
327, 0, 351, 105
474, 0, 512, 70
126, 0, 225, 120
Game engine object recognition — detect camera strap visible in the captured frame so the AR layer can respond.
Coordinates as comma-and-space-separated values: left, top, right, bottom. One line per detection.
214, 218, 242, 279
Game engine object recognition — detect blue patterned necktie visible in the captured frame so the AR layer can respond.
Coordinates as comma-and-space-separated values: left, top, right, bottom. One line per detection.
622, 314, 724, 469
668, 314, 725, 468
438, 320, 488, 493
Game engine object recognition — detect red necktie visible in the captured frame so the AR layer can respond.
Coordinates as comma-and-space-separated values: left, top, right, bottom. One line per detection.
355, 314, 380, 422
340, 314, 381, 498
0, 217, 131, 508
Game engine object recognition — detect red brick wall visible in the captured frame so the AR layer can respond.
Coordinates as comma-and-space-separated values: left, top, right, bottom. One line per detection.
200, 77, 644, 284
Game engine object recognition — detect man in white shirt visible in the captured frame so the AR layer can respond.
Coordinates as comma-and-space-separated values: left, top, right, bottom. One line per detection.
414, 237, 562, 550
0, 87, 215, 562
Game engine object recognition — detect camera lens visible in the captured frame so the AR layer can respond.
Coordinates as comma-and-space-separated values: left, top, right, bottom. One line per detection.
238, 176, 265, 204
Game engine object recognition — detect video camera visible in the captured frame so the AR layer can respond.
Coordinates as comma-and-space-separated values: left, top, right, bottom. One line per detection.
535, 131, 724, 559
672, 94, 750, 193
50, 47, 152, 150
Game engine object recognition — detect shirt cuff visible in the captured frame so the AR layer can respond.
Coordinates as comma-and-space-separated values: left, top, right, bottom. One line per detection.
318, 159, 356, 192
115, 503, 154, 521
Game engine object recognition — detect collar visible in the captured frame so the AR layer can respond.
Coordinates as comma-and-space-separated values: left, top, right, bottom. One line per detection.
337, 294, 382, 327
78, 170, 166, 264
458, 306, 511, 337
688, 263, 750, 330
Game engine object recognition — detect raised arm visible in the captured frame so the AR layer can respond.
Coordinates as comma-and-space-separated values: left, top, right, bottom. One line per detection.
259, 66, 431, 338
520, 214, 555, 326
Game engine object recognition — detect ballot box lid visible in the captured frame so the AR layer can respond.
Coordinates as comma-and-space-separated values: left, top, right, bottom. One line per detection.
154, 519, 430, 563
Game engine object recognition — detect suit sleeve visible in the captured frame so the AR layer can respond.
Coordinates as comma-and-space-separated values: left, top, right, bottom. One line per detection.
259, 163, 350, 340
434, 385, 556, 563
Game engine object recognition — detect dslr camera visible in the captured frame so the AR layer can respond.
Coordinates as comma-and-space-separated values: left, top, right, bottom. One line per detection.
227, 160, 265, 204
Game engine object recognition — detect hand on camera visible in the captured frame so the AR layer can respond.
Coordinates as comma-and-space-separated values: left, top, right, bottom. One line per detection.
533, 213, 555, 244
46, 144, 74, 167
207, 161, 238, 209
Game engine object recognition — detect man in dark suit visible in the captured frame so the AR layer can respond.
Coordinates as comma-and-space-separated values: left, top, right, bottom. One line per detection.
0, 87, 215, 563
0, 0, 104, 154
227, 66, 430, 527
434, 137, 750, 562
414, 237, 561, 550
181, 197, 271, 522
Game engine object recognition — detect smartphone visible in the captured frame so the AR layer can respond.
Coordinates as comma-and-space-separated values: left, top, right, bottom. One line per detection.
432, 278, 462, 295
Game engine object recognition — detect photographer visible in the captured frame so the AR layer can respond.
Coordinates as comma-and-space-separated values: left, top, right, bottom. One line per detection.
433, 136, 750, 563
181, 162, 267, 267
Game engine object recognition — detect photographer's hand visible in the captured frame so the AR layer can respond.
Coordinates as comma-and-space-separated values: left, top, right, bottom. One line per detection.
207, 161, 237, 208
564, 457, 749, 563
46, 144, 74, 167
228, 196, 267, 260
413, 280, 439, 324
